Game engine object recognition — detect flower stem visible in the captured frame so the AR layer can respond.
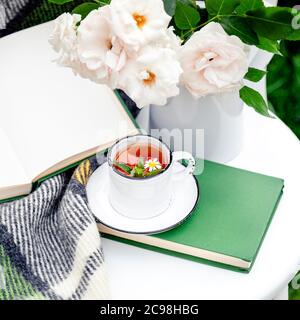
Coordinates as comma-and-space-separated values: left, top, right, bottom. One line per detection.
93, 0, 111, 6
181, 14, 236, 40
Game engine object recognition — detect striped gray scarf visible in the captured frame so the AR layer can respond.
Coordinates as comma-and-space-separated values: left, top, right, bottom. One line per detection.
0, 156, 109, 300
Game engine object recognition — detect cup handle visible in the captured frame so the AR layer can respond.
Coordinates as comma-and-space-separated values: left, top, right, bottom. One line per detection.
172, 151, 196, 181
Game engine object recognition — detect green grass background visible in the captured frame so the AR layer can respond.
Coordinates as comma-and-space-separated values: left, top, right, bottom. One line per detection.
1, 0, 299, 300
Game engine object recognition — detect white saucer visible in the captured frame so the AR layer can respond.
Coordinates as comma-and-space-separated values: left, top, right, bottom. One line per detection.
86, 162, 199, 234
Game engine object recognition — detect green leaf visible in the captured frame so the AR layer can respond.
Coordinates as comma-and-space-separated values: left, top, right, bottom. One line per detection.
244, 67, 266, 82
206, 0, 241, 17
72, 2, 101, 19
220, 16, 258, 45
137, 158, 145, 169
257, 35, 280, 54
163, 0, 177, 16
131, 166, 144, 177
48, 0, 74, 4
279, 40, 291, 57
235, 0, 264, 15
174, 1, 200, 30
96, 0, 111, 5
286, 29, 300, 41
246, 7, 296, 40
178, 0, 197, 7
145, 169, 163, 177
239, 86, 271, 117
113, 162, 132, 174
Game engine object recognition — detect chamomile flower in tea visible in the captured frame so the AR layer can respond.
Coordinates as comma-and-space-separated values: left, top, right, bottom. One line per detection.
113, 143, 168, 178
144, 158, 162, 172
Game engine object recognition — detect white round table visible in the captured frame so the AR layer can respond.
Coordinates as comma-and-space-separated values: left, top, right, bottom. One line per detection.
103, 106, 300, 299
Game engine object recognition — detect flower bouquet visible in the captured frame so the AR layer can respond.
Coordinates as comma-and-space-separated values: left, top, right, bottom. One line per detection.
49, 0, 299, 117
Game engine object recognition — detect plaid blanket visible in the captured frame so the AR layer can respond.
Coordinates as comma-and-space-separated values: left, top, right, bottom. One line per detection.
0, 2, 109, 300
0, 157, 109, 300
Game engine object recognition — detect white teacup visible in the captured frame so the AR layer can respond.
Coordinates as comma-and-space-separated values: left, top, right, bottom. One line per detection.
107, 135, 196, 219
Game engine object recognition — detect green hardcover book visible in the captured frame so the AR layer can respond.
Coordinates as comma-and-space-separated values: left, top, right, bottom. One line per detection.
99, 160, 284, 272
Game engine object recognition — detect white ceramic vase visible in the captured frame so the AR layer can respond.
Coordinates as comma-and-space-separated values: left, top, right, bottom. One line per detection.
149, 87, 244, 163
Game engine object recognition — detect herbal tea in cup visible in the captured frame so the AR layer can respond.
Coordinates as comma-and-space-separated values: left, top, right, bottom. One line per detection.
113, 142, 169, 178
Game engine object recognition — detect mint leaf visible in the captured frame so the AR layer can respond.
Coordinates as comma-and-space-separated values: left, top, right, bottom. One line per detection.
174, 1, 200, 30
131, 166, 144, 177
206, 0, 241, 17
239, 86, 271, 117
137, 158, 145, 169
244, 67, 266, 82
235, 0, 264, 15
145, 169, 163, 177
113, 162, 132, 174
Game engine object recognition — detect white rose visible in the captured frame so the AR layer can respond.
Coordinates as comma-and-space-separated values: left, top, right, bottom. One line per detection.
156, 27, 182, 53
118, 47, 182, 108
49, 13, 81, 65
77, 6, 129, 87
110, 0, 171, 51
180, 22, 249, 97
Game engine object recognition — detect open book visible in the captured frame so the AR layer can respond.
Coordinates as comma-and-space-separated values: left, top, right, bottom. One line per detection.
0, 23, 138, 201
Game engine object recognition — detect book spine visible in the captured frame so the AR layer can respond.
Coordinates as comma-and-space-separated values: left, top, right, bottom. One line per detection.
99, 231, 249, 273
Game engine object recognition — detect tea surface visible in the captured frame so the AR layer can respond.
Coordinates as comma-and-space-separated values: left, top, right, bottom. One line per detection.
113, 143, 169, 178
